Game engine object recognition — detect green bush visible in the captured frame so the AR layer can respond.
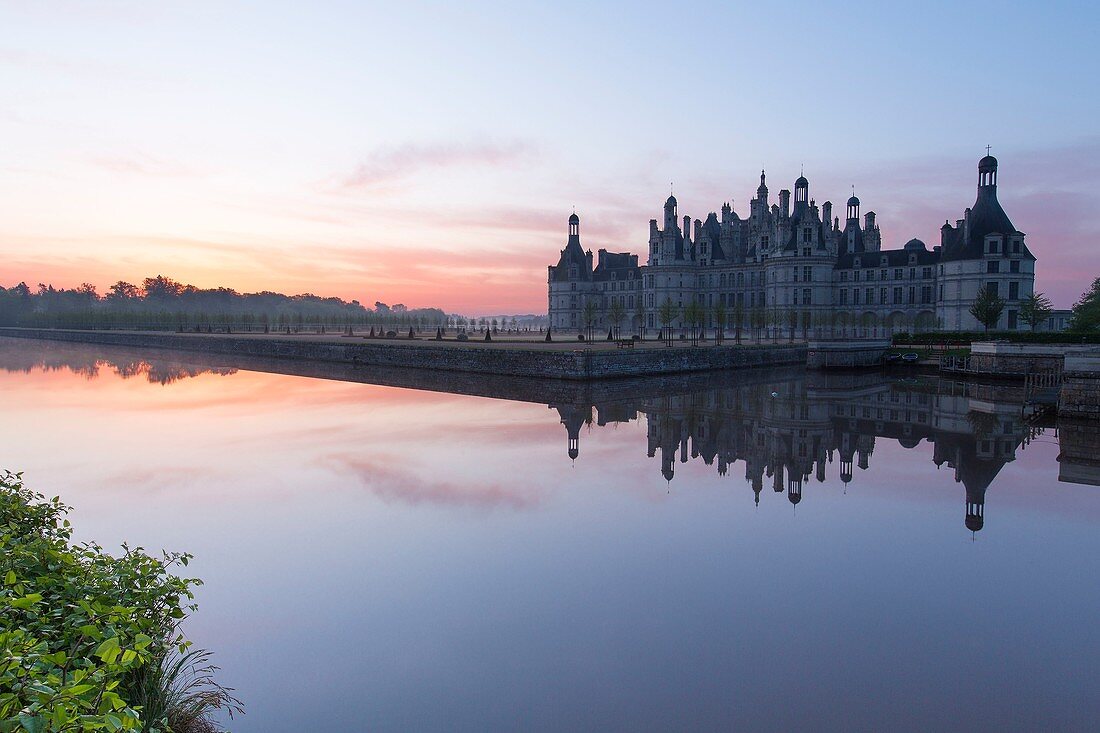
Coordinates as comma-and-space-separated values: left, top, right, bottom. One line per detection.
0, 472, 237, 732
892, 331, 1100, 346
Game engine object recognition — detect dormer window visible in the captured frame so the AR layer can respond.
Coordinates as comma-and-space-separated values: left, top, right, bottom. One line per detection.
854, 257, 861, 268
569, 265, 578, 279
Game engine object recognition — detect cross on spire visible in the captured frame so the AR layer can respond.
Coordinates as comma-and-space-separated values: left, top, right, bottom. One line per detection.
986, 145, 992, 156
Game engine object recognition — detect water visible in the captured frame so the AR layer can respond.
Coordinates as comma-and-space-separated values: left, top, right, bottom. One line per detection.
2, 337, 1098, 732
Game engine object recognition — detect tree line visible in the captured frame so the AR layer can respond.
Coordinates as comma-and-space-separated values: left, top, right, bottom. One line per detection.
0, 276, 447, 331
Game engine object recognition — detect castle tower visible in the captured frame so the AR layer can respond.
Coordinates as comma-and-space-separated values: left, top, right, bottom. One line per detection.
664, 194, 677, 231
794, 174, 809, 213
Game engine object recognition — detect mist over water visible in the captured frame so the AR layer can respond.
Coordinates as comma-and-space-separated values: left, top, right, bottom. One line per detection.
2, 338, 1097, 732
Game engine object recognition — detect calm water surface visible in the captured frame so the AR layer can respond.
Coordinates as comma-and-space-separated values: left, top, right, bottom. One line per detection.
2, 338, 1098, 732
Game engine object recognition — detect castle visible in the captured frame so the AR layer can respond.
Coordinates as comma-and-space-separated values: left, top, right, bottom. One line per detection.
548, 154, 1036, 337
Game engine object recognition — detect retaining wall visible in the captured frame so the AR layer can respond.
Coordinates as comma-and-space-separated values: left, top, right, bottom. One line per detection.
0, 328, 806, 380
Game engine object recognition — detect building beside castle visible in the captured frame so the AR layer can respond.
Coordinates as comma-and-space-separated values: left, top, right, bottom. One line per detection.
548, 154, 1036, 336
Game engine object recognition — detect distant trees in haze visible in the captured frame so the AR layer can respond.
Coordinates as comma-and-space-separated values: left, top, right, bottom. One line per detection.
0, 275, 447, 330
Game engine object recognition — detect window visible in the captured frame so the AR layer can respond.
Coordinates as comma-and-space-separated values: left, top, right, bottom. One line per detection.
921, 286, 932, 304
803, 227, 812, 242
923, 267, 932, 279
894, 269, 904, 280
803, 288, 811, 305
989, 240, 1000, 254
840, 289, 848, 305
1009, 281, 1019, 300
793, 267, 799, 282
880, 287, 888, 304
1008, 310, 1018, 329
1012, 241, 1021, 254
866, 288, 874, 304
909, 268, 916, 280
841, 271, 849, 281
893, 287, 902, 304
804, 266, 812, 282
987, 282, 999, 297
987, 260, 1000, 273
1010, 260, 1020, 273
570, 283, 576, 291
908, 287, 915, 304
880, 270, 887, 281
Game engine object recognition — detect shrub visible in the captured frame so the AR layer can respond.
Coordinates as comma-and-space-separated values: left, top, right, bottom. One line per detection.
0, 471, 239, 732
892, 331, 1100, 346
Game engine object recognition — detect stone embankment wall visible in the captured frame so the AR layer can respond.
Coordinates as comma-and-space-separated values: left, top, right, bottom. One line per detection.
0, 329, 806, 380
1059, 353, 1100, 420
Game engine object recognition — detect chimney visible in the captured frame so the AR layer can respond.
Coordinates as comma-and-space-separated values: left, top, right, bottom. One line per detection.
779, 189, 790, 218
864, 211, 876, 230
683, 215, 691, 242
822, 201, 832, 227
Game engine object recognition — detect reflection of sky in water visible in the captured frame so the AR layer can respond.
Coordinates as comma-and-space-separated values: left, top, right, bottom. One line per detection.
1, 340, 1098, 732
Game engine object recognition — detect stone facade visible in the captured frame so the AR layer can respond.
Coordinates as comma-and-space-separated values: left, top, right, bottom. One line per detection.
548, 155, 1037, 337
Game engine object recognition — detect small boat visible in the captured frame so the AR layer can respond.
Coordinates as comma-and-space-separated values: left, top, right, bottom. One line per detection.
901, 352, 920, 363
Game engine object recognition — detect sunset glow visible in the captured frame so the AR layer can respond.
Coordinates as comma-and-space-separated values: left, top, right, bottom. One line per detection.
3, 1, 1099, 312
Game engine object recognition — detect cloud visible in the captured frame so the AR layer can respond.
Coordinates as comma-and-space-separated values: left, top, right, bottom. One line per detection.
339, 139, 536, 189
321, 452, 541, 510
89, 153, 200, 178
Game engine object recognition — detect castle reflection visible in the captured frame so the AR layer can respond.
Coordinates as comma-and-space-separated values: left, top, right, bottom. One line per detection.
554, 372, 1094, 534
1, 338, 1095, 535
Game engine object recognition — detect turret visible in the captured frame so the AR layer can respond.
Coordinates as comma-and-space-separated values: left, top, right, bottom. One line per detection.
794, 174, 809, 213
847, 194, 860, 222
978, 153, 998, 189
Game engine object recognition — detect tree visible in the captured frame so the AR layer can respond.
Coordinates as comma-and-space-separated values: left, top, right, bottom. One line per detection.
731, 301, 744, 344
633, 299, 647, 339
1019, 291, 1054, 331
1069, 277, 1100, 332
657, 298, 679, 345
970, 285, 1006, 331
682, 300, 704, 345
608, 299, 626, 339
582, 298, 598, 341
711, 300, 727, 344
786, 308, 799, 342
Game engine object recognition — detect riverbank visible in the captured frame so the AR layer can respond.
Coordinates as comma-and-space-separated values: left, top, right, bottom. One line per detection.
0, 327, 807, 380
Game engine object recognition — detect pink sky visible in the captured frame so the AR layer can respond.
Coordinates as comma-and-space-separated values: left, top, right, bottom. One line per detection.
2, 4, 1098, 314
